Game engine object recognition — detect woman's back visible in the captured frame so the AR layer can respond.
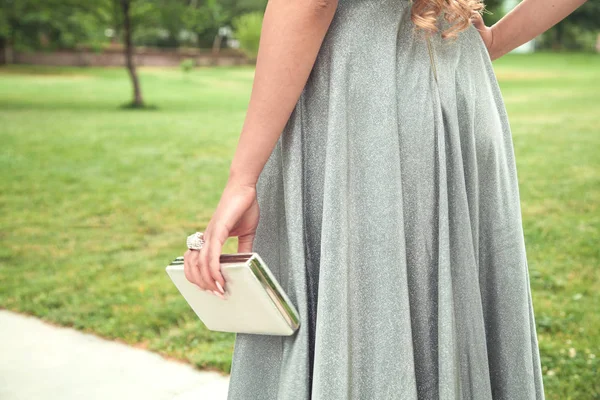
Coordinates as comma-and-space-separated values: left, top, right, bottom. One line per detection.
227, 0, 545, 398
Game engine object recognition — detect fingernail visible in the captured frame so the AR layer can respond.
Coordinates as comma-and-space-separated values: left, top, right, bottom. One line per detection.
215, 281, 225, 294
212, 290, 226, 300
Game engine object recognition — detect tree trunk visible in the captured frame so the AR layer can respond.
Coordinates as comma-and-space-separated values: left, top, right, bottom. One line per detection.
552, 23, 564, 50
212, 33, 222, 66
0, 38, 6, 65
0, 36, 14, 65
120, 0, 144, 107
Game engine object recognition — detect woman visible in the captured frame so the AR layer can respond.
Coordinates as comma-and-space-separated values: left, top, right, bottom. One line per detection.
184, 0, 587, 398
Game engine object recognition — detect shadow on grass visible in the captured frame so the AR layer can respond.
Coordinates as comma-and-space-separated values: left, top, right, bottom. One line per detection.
119, 102, 159, 111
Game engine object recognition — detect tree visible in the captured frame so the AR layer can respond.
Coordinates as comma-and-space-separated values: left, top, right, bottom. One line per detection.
119, 0, 144, 107
107, 0, 160, 108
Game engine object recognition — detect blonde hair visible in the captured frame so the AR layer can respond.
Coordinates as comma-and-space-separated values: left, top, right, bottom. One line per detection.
410, 0, 486, 39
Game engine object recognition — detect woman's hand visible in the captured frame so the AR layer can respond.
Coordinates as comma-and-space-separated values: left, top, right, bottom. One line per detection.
184, 178, 260, 297
471, 12, 496, 60
470, 0, 588, 61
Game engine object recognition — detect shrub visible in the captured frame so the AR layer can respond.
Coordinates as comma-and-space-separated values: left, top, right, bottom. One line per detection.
180, 58, 195, 73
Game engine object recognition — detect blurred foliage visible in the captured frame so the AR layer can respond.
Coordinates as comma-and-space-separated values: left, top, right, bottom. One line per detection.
180, 57, 195, 72
538, 25, 599, 52
0, 0, 267, 51
193, 0, 266, 48
481, 0, 600, 51
131, 0, 224, 48
131, 0, 268, 48
481, 0, 503, 26
0, 0, 109, 51
0, 0, 596, 52
232, 12, 263, 60
538, 0, 600, 51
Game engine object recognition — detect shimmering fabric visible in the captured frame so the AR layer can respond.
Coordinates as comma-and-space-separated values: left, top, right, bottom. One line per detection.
226, 0, 545, 398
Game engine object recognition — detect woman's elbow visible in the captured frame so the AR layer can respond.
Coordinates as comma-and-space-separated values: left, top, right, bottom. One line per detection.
269, 0, 338, 19
309, 0, 338, 10
279, 0, 337, 16
306, 0, 339, 19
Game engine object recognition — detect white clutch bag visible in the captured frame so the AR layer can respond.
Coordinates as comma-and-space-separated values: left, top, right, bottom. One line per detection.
165, 252, 300, 336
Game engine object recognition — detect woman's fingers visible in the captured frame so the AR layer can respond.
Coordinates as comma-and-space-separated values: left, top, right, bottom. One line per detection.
186, 182, 259, 298
197, 240, 226, 299
186, 247, 221, 297
189, 250, 206, 289
198, 245, 215, 291
470, 12, 494, 55
207, 238, 227, 293
184, 249, 206, 289
205, 223, 228, 294
184, 249, 194, 284
471, 11, 485, 30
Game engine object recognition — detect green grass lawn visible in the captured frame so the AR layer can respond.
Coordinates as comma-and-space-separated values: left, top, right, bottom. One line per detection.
0, 53, 598, 398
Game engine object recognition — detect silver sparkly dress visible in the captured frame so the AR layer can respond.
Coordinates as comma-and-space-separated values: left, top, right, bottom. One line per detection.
227, 0, 546, 398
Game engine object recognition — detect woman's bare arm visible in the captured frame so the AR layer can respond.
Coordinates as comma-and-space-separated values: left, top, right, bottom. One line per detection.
186, 0, 338, 295
228, 0, 339, 187
477, 0, 588, 60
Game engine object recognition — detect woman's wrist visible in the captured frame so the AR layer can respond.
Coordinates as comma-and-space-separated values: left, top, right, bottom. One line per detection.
488, 23, 514, 61
488, 24, 501, 61
228, 167, 259, 189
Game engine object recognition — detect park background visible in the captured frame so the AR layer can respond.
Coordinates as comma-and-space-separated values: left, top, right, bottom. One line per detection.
0, 0, 598, 399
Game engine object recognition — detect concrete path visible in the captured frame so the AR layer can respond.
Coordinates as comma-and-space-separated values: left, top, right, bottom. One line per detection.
0, 310, 230, 400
